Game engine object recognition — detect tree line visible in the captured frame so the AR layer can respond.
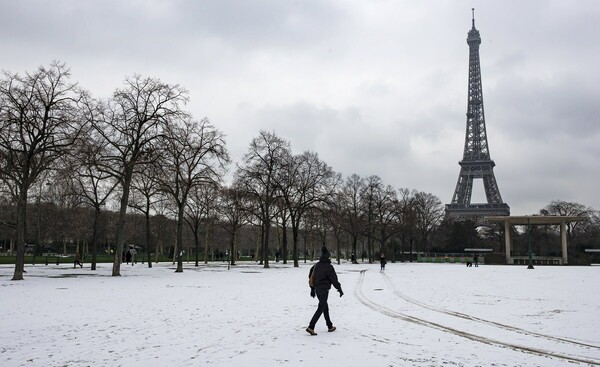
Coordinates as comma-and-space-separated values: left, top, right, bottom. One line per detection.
2, 62, 599, 280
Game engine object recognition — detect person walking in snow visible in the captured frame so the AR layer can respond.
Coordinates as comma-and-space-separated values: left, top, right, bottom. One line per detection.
380, 252, 386, 270
73, 252, 83, 268
306, 246, 343, 336
129, 247, 137, 265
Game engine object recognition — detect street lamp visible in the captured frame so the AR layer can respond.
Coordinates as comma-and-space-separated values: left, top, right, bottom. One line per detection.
527, 217, 534, 269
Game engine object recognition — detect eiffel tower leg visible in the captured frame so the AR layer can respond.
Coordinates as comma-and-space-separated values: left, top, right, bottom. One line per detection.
482, 173, 502, 204
452, 173, 474, 205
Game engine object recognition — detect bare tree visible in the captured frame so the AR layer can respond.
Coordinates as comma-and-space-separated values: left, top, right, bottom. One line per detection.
396, 188, 417, 262
93, 75, 189, 276
157, 118, 229, 272
129, 162, 164, 268
540, 200, 594, 239
274, 197, 290, 264
185, 182, 219, 266
338, 174, 366, 263
235, 131, 290, 269
0, 62, 86, 280
277, 151, 340, 267
372, 184, 399, 259
361, 175, 383, 263
69, 131, 118, 270
218, 182, 250, 266
323, 196, 346, 265
413, 191, 444, 253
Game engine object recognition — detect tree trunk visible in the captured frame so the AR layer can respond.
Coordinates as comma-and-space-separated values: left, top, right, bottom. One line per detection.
352, 235, 358, 264
292, 225, 299, 267
263, 213, 270, 268
255, 226, 262, 264
303, 231, 308, 263
401, 232, 406, 262
91, 208, 100, 270
145, 211, 152, 268
176, 203, 184, 272
230, 230, 237, 266
367, 229, 374, 264
336, 236, 341, 265
112, 167, 133, 276
204, 221, 210, 264
112, 178, 131, 277
281, 220, 288, 265
12, 193, 27, 281
33, 199, 41, 266
172, 229, 177, 265
194, 228, 200, 267
155, 240, 161, 263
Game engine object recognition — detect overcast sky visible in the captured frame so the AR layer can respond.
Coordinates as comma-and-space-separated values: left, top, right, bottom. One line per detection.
1, 0, 599, 215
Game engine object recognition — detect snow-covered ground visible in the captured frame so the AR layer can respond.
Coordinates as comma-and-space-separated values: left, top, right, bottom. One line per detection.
1, 260, 599, 367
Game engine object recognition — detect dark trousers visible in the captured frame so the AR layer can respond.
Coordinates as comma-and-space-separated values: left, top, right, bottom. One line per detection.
309, 290, 332, 329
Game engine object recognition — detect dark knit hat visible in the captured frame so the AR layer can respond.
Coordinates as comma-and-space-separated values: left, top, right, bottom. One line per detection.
320, 246, 331, 260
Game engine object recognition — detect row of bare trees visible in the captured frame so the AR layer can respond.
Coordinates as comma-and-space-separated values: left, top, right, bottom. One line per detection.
0, 62, 229, 279
232, 130, 452, 268
0, 63, 448, 280
3, 63, 598, 280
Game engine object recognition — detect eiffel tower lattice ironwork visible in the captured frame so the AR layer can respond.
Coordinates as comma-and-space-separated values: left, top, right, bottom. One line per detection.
446, 9, 510, 219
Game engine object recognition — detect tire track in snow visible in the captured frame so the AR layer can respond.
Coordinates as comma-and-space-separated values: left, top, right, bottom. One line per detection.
381, 271, 600, 351
355, 270, 600, 366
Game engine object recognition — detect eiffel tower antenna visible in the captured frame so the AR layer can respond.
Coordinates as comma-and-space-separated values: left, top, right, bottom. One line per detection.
446, 11, 510, 219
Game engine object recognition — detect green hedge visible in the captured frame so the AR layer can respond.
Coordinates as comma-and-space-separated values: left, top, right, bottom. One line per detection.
0, 254, 260, 265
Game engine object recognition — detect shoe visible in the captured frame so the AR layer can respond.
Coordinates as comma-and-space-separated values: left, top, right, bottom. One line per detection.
328, 326, 336, 332
306, 327, 317, 336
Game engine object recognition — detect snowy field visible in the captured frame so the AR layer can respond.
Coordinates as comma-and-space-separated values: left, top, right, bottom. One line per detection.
1, 260, 599, 367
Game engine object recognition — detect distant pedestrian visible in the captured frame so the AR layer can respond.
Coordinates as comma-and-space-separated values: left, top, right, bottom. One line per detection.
73, 252, 83, 268
130, 247, 137, 265
351, 252, 356, 263
306, 246, 343, 336
473, 254, 479, 267
126, 249, 132, 264
361, 249, 367, 262
380, 253, 386, 270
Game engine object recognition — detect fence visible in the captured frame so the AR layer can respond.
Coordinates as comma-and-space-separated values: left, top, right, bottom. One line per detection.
417, 253, 483, 264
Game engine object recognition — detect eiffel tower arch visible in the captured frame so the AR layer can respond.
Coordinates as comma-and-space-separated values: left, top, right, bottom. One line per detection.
446, 10, 510, 219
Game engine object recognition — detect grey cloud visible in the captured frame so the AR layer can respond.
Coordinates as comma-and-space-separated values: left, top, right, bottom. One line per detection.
2, 0, 599, 214
489, 73, 600, 139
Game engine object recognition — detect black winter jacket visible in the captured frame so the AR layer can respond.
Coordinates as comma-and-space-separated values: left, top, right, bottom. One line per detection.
309, 258, 342, 293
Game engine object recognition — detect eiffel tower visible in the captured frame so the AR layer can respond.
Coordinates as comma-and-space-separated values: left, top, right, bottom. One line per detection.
446, 9, 510, 219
